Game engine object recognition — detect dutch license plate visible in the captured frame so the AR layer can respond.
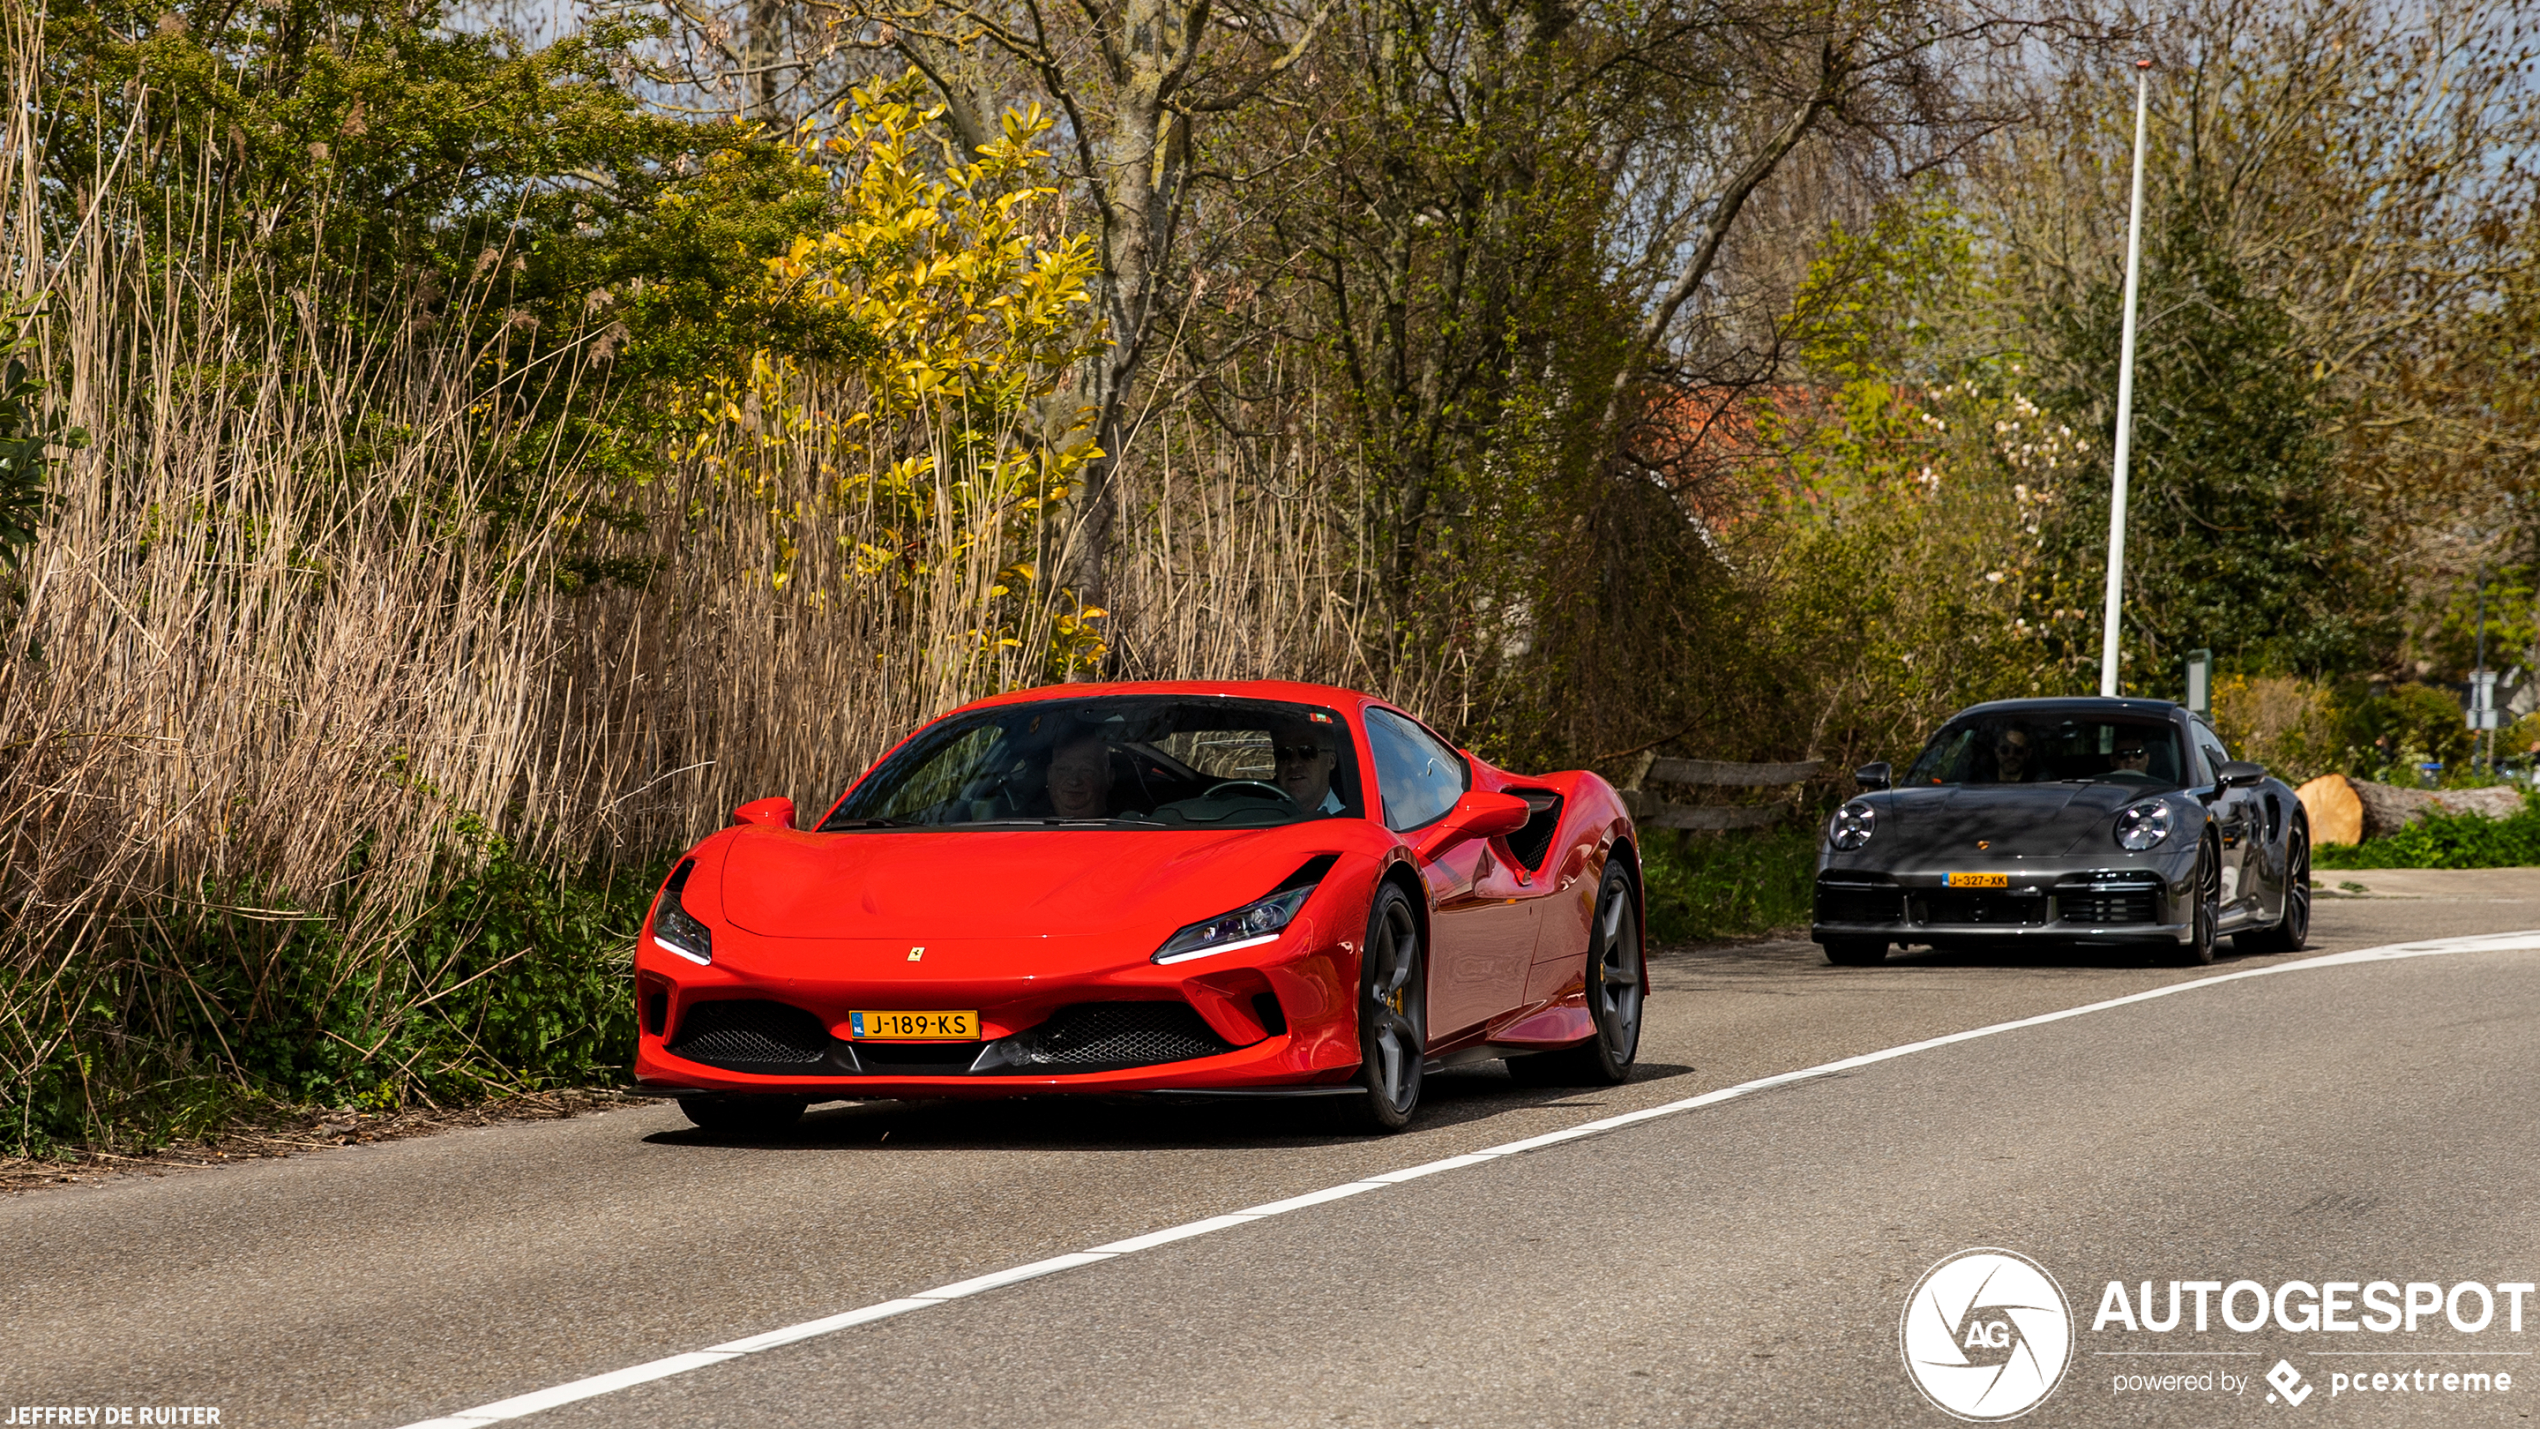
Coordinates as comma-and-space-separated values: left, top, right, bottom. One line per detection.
1945, 872, 2009, 889
849, 1010, 978, 1040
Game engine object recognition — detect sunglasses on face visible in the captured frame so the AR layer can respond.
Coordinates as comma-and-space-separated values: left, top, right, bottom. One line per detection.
1273, 744, 1328, 762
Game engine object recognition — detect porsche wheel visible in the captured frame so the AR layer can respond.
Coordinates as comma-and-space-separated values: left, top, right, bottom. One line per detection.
2179, 839, 2220, 966
1508, 862, 1645, 1086
1821, 938, 1888, 966
1340, 882, 1426, 1133
2235, 824, 2310, 955
677, 1095, 808, 1136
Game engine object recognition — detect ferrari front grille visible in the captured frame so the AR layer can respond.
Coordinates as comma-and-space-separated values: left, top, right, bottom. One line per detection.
979, 1002, 1234, 1073
667, 999, 830, 1068
850, 1041, 986, 1076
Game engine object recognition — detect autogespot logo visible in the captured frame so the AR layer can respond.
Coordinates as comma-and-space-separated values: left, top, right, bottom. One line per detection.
1903, 1248, 2076, 1421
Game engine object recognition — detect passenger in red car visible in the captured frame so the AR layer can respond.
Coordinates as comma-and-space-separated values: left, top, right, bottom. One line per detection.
1045, 731, 1115, 818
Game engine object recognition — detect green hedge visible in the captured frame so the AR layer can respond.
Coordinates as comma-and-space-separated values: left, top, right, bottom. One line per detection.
1639, 824, 1819, 943
2315, 793, 2540, 870
2, 841, 661, 1157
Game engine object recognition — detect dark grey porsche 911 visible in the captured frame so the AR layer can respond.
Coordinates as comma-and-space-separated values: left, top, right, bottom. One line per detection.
1812, 697, 2311, 966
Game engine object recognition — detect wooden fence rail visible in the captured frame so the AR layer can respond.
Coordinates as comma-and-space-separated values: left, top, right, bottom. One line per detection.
1620, 756, 1824, 831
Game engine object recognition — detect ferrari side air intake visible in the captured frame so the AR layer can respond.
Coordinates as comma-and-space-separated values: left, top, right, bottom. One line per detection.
667, 999, 829, 1070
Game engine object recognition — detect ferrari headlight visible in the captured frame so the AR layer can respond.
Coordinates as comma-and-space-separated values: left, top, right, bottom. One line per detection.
1828, 802, 1876, 851
2115, 802, 2174, 852
1153, 887, 1313, 965
650, 859, 712, 965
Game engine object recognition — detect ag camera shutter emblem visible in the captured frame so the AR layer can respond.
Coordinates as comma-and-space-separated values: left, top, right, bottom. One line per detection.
1901, 1248, 2073, 1421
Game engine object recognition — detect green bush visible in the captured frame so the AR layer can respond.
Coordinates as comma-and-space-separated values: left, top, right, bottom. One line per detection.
2341, 682, 2477, 778
2315, 796, 2540, 869
1639, 824, 1819, 943
1, 841, 660, 1157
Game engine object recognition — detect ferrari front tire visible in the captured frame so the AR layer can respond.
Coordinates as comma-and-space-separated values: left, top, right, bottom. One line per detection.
1339, 881, 1426, 1133
1821, 938, 1888, 967
677, 1094, 809, 1136
1508, 861, 1645, 1086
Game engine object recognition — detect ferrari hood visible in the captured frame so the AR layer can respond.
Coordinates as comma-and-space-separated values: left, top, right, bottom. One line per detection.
1877, 782, 2165, 859
717, 826, 1312, 941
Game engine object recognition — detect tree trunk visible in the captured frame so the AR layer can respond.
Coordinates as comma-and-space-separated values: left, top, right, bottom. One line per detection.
2295, 773, 2362, 845
2345, 777, 2524, 839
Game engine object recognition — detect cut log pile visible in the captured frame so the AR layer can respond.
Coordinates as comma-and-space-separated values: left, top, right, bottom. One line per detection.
2294, 772, 2525, 846
1619, 755, 1823, 831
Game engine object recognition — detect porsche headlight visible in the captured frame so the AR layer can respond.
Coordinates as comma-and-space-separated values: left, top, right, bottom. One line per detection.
2115, 802, 2174, 852
1153, 887, 1313, 965
650, 859, 712, 965
1828, 802, 1876, 851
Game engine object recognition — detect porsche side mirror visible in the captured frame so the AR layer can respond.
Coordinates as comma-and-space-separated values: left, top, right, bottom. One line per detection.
1854, 761, 1893, 791
2217, 760, 2265, 790
1414, 791, 1532, 862
732, 796, 797, 830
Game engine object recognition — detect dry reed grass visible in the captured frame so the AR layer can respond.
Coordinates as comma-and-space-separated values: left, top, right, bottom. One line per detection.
0, 8, 1383, 1147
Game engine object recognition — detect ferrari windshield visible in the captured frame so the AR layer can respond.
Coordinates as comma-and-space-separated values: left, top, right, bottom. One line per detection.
824, 695, 1365, 830
1905, 714, 2189, 789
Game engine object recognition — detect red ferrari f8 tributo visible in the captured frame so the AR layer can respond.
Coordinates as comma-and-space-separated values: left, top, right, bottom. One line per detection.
633, 681, 1644, 1132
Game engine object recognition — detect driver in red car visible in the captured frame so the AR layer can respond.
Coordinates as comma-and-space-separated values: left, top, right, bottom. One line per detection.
1045, 729, 1116, 818
1271, 719, 1344, 815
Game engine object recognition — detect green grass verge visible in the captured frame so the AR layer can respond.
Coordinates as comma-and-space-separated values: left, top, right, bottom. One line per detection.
1638, 824, 1819, 944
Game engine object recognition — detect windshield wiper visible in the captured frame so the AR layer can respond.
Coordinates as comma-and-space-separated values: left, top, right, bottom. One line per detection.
822, 816, 906, 829
956, 816, 1160, 828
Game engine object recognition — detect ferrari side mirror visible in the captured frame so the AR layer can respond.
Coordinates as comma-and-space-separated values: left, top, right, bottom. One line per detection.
732, 796, 797, 830
1854, 761, 1893, 791
2216, 760, 2265, 790
1414, 791, 1532, 862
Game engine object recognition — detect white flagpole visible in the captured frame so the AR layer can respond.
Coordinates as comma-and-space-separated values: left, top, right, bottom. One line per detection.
2098, 60, 2153, 698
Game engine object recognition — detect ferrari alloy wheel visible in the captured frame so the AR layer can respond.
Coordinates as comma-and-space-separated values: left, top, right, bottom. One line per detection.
1822, 938, 1888, 967
1342, 882, 1426, 1133
677, 1094, 809, 1136
2180, 838, 2220, 966
1509, 862, 1645, 1086
2236, 825, 2310, 955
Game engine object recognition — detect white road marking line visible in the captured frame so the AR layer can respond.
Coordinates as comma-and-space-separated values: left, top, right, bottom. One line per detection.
396, 930, 2540, 1428
1089, 1213, 1260, 1254
705, 1300, 934, 1354
908, 1251, 1118, 1300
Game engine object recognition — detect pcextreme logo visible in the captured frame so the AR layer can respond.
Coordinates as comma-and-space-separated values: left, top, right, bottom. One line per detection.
1902, 1248, 2076, 1421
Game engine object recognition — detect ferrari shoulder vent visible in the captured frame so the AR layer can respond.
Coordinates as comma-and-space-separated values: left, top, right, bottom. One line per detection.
668, 999, 829, 1069
1271, 854, 1340, 894
1503, 790, 1564, 870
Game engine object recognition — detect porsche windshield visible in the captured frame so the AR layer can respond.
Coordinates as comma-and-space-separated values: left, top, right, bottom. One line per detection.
1905, 715, 2189, 789
824, 696, 1365, 830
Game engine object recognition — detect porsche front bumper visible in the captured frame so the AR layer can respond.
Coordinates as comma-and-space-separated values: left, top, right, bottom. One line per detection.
1810, 864, 2195, 946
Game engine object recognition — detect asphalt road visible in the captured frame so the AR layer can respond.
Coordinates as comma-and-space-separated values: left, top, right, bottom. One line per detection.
6, 869, 2540, 1428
